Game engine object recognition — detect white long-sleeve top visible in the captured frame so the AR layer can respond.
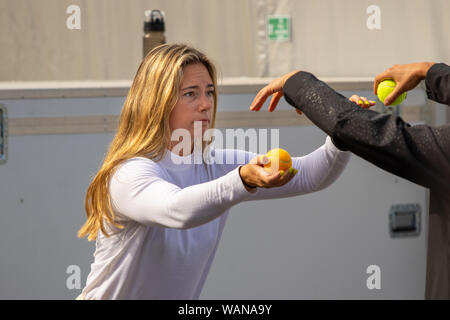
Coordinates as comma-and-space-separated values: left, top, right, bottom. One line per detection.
81, 136, 351, 299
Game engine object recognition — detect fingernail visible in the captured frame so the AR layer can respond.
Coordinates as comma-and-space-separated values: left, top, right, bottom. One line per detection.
358, 100, 363, 105
370, 100, 375, 104
294, 169, 298, 174
280, 170, 285, 176
288, 167, 294, 174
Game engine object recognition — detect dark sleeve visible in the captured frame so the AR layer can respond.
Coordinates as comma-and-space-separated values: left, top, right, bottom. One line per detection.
283, 71, 450, 194
425, 63, 450, 106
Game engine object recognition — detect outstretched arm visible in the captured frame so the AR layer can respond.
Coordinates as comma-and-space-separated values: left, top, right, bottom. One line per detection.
251, 71, 450, 194
109, 155, 296, 229
245, 136, 351, 200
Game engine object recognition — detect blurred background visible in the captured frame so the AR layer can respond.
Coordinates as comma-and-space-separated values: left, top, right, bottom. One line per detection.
0, 0, 449, 299
1, 0, 449, 80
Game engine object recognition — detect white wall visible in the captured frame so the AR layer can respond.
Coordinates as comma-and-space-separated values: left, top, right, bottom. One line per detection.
1, 0, 449, 81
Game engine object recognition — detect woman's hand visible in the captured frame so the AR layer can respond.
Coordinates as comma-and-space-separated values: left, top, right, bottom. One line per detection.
239, 155, 297, 191
348, 95, 376, 108
250, 70, 301, 114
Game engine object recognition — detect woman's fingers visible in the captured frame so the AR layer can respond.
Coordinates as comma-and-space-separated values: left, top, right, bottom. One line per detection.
268, 91, 283, 112
360, 96, 371, 108
250, 86, 274, 111
263, 167, 298, 188
250, 76, 287, 112
249, 155, 270, 166
275, 167, 297, 186
251, 155, 297, 187
250, 86, 273, 111
243, 164, 298, 188
349, 94, 360, 104
349, 95, 376, 108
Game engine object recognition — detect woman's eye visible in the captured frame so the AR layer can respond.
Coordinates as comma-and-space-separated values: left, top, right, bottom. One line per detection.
184, 92, 194, 97
207, 91, 215, 96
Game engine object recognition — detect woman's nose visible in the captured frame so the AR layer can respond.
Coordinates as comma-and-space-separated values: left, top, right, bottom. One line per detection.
198, 94, 212, 112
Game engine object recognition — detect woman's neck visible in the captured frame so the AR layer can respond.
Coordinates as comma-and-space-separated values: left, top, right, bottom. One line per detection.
168, 141, 194, 157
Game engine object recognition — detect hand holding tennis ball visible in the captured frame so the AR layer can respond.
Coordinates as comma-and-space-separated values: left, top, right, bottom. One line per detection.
374, 62, 435, 106
264, 148, 294, 175
377, 80, 407, 106
238, 148, 297, 190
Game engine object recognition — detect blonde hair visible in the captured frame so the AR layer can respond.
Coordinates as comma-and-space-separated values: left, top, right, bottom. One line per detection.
78, 44, 218, 241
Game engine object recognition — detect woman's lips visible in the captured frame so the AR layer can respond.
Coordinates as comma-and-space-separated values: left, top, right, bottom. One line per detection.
195, 119, 210, 124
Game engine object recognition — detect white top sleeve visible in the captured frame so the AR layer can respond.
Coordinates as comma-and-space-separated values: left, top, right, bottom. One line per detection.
246, 136, 351, 200
109, 159, 253, 229
109, 136, 350, 230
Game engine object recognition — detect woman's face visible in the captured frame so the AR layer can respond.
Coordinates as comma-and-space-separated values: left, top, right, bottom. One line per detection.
169, 63, 214, 153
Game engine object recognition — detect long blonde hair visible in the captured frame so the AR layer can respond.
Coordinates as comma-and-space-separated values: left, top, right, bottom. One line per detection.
78, 44, 218, 241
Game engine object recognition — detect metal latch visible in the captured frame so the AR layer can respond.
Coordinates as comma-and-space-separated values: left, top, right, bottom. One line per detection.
389, 203, 421, 238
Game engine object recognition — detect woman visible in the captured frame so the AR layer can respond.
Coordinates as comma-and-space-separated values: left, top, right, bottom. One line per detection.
77, 44, 352, 299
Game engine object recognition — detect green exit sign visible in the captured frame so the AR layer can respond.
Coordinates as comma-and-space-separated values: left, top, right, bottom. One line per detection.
267, 15, 291, 41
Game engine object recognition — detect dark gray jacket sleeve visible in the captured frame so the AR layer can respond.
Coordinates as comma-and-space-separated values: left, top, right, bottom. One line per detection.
283, 71, 450, 196
425, 63, 450, 106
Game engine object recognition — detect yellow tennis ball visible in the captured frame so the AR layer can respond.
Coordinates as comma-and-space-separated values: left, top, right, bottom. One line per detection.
377, 79, 407, 106
264, 148, 292, 173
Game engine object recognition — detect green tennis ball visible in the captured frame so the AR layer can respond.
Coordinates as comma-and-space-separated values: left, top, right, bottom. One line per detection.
377, 79, 407, 106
